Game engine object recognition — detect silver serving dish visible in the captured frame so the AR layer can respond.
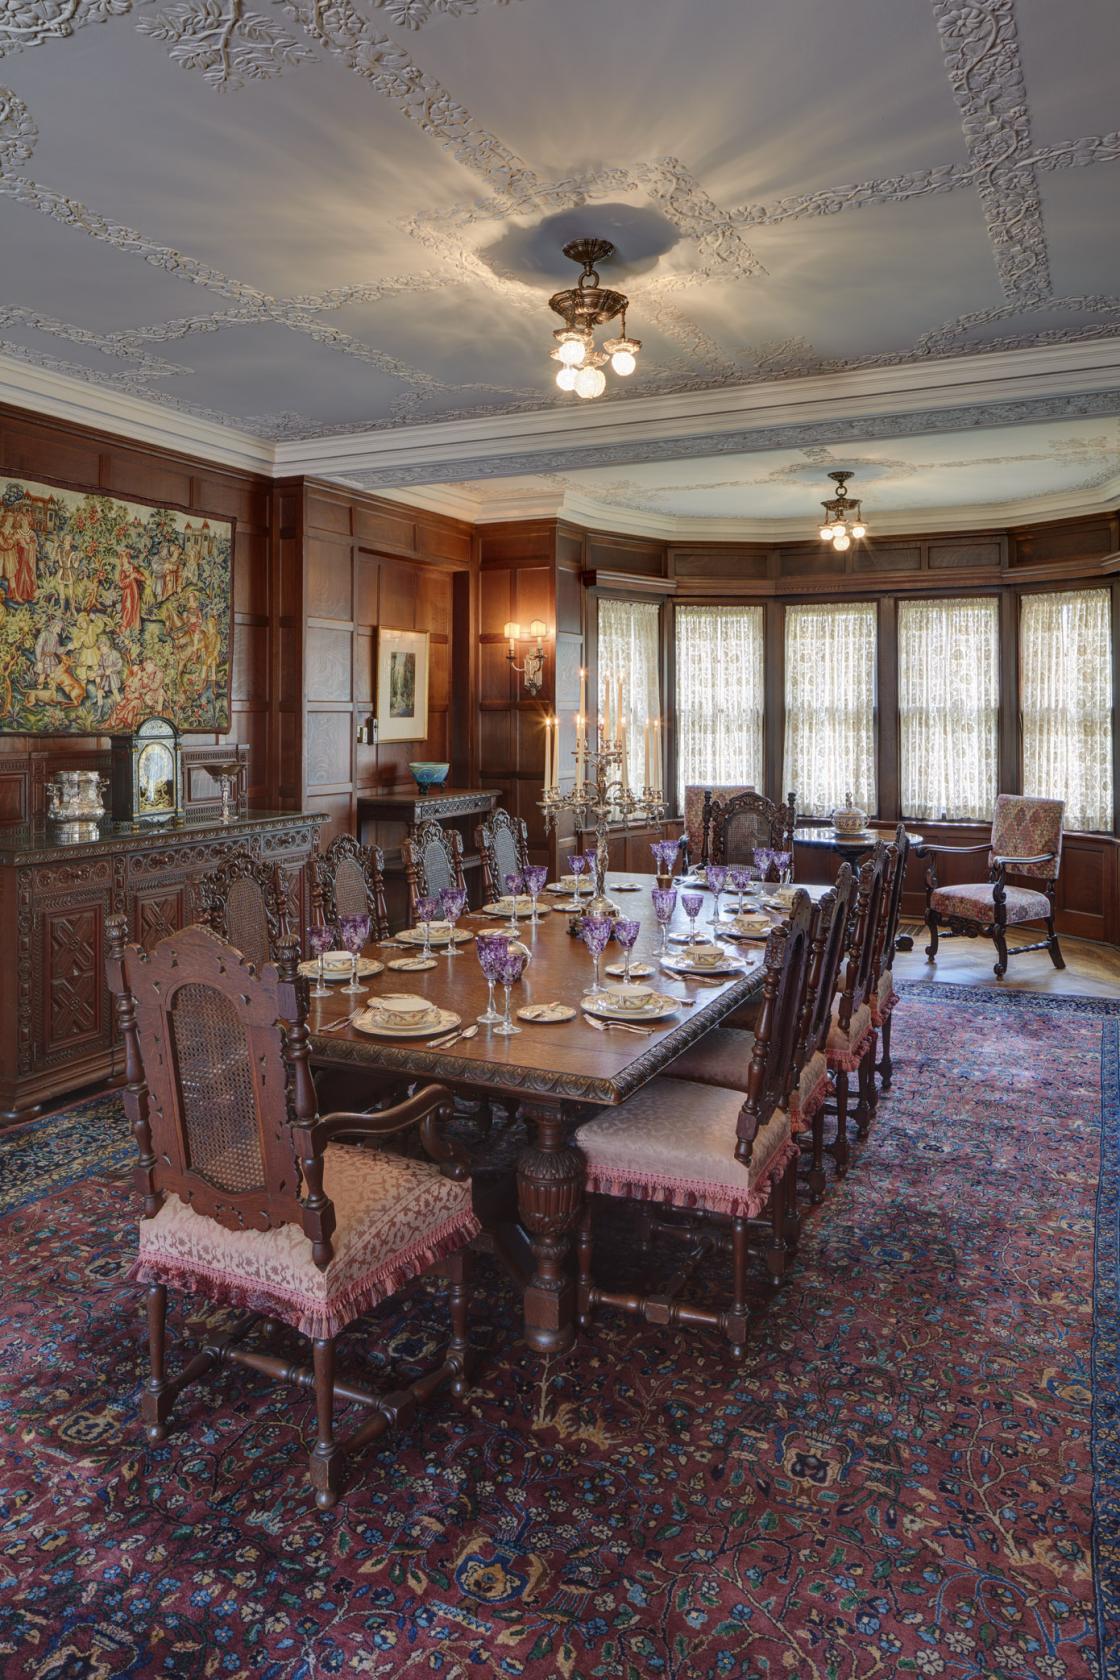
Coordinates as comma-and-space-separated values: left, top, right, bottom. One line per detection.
46, 769, 109, 824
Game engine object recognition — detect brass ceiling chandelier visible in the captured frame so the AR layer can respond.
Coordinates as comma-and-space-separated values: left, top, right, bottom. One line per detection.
817, 470, 868, 551
548, 238, 641, 399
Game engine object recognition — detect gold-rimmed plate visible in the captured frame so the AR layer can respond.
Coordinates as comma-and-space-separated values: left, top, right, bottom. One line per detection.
299, 955, 384, 981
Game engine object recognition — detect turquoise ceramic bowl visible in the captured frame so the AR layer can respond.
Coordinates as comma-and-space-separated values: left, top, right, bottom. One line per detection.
409, 761, 450, 793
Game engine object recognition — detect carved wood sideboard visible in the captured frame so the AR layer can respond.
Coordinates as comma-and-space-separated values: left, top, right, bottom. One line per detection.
0, 810, 324, 1123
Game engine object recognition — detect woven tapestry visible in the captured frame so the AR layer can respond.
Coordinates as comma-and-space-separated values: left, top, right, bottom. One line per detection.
0, 475, 234, 735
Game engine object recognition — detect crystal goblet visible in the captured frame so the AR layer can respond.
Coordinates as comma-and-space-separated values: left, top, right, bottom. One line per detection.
339, 912, 371, 995
415, 895, 440, 961
706, 863, 728, 924
475, 932, 509, 1025
439, 887, 467, 959
613, 916, 640, 985
307, 923, 334, 999
651, 886, 677, 956
523, 863, 548, 926
580, 912, 613, 996
568, 853, 588, 904
503, 872, 524, 935
493, 945, 528, 1037
681, 891, 703, 949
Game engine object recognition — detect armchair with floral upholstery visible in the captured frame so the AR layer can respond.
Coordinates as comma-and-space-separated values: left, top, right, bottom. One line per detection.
922, 794, 1065, 979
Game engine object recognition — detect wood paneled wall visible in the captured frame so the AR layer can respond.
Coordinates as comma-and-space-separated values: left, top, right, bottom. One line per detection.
0, 403, 275, 814
294, 481, 475, 849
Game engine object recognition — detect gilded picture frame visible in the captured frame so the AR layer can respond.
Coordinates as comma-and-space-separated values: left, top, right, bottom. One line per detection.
375, 628, 430, 744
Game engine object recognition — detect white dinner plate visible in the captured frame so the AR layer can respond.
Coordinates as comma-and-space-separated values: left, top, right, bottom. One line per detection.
668, 931, 715, 945
482, 897, 547, 917
387, 956, 438, 972
662, 954, 746, 977
299, 955, 383, 980
583, 992, 680, 1024
545, 877, 581, 893
397, 926, 474, 945
354, 1005, 460, 1039
604, 960, 655, 979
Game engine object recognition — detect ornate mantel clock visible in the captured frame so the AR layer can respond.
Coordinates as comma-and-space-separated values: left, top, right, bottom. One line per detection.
110, 716, 182, 823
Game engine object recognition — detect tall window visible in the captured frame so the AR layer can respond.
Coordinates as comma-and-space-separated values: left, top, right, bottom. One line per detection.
1020, 588, 1113, 832
784, 601, 877, 817
675, 605, 765, 806
598, 598, 662, 791
898, 597, 999, 820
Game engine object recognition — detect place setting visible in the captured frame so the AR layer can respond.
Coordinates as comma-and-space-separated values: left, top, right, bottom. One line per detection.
351, 992, 464, 1043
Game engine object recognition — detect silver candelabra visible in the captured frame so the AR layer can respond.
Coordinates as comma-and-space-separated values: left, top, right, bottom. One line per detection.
539, 739, 665, 917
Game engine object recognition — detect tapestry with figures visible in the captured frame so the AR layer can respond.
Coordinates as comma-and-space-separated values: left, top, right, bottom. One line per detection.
0, 475, 233, 735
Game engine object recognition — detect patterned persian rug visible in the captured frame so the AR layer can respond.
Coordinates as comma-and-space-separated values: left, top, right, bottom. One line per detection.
0, 983, 1118, 1680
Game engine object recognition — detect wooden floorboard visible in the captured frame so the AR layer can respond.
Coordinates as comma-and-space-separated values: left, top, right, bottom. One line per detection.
895, 924, 1120, 998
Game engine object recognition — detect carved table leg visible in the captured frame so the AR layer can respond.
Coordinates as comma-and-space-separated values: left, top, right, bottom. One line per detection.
515, 1104, 585, 1356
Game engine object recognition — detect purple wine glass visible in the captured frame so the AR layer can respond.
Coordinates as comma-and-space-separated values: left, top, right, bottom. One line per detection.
651, 885, 677, 956
503, 871, 524, 934
568, 853, 588, 903
439, 886, 467, 959
339, 911, 371, 995
493, 944, 528, 1036
754, 847, 774, 884
307, 922, 334, 999
415, 894, 440, 961
681, 891, 703, 948
706, 862, 728, 924
613, 916, 640, 985
580, 912, 613, 995
524, 863, 548, 925
772, 850, 793, 886
475, 932, 509, 1024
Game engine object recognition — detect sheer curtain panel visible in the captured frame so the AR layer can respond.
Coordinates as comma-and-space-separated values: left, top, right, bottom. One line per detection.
1020, 588, 1113, 832
597, 599, 662, 791
675, 605, 765, 807
898, 597, 999, 820
783, 602, 877, 817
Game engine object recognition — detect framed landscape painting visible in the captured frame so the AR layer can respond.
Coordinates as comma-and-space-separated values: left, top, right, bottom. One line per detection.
0, 474, 234, 736
375, 627, 429, 744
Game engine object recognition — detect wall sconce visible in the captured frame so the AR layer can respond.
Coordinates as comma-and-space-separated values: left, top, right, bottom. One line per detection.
504, 619, 548, 696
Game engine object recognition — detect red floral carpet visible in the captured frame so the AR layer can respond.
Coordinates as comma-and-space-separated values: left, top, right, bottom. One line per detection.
1, 984, 1118, 1680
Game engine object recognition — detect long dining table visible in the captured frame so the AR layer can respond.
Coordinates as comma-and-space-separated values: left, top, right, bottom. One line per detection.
309, 872, 805, 1357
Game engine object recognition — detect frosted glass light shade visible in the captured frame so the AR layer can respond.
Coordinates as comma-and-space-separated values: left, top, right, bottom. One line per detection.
558, 337, 586, 366
833, 533, 851, 552
575, 364, 607, 398
556, 365, 578, 391
611, 349, 637, 375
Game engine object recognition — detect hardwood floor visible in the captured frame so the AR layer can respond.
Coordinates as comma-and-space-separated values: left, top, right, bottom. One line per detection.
895, 923, 1120, 998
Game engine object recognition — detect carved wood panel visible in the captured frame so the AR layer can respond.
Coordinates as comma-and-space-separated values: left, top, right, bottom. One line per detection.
132, 882, 187, 952
42, 903, 104, 1059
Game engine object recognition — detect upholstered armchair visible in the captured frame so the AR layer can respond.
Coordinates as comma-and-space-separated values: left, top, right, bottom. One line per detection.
923, 795, 1065, 979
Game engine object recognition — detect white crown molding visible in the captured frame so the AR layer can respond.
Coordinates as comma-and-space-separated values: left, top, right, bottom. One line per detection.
1, 344, 1118, 538
276, 339, 1120, 482
0, 353, 274, 476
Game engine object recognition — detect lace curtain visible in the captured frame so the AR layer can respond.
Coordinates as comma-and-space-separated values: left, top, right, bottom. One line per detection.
597, 599, 662, 790
783, 602, 877, 817
675, 605, 765, 807
1020, 588, 1113, 832
898, 597, 999, 820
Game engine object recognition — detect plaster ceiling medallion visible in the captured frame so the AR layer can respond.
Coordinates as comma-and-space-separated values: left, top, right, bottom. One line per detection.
816, 470, 867, 551
548, 239, 641, 399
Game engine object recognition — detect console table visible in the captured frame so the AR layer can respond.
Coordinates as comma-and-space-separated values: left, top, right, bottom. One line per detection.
0, 810, 324, 1123
356, 788, 503, 914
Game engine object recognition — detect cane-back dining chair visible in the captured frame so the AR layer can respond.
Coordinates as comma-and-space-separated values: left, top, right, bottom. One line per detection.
314, 833, 391, 942
923, 794, 1065, 979
574, 889, 817, 1357
476, 808, 530, 902
401, 820, 467, 920
105, 918, 479, 1509
871, 822, 910, 1091
823, 841, 895, 1172
706, 788, 797, 877
197, 848, 291, 969
664, 864, 855, 1207
682, 783, 755, 869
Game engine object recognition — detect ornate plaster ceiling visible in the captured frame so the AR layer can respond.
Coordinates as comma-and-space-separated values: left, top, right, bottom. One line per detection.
0, 0, 1118, 516
433, 416, 1120, 538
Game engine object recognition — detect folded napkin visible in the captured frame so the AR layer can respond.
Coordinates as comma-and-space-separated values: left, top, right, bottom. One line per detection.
521, 1001, 567, 1020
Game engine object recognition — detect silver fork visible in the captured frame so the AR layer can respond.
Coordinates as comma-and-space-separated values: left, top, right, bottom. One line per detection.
318, 1009, 362, 1034
585, 1015, 653, 1037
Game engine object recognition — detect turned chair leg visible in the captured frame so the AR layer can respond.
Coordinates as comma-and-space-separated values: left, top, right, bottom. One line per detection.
1047, 916, 1066, 970
783, 1154, 800, 1253
141, 1281, 171, 1443
309, 1335, 344, 1512
636, 1201, 655, 1252
878, 1013, 894, 1091
766, 1173, 786, 1286
833, 1070, 850, 1176
726, 1216, 749, 1357
809, 1104, 826, 1205
856, 1033, 877, 1138
924, 911, 940, 960
993, 925, 1009, 979
576, 1204, 594, 1329
446, 1249, 471, 1398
